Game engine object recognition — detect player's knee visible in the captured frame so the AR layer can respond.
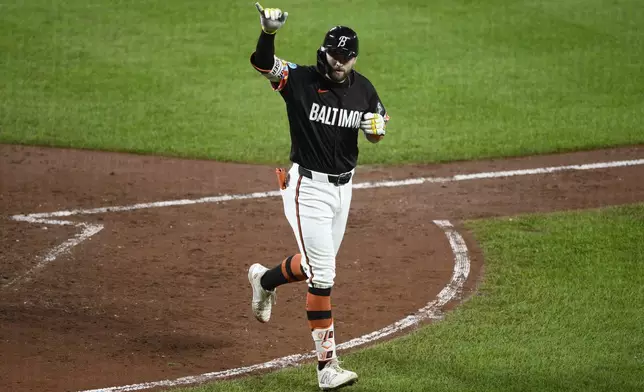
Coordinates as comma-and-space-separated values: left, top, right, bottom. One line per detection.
310, 266, 335, 289
311, 281, 333, 289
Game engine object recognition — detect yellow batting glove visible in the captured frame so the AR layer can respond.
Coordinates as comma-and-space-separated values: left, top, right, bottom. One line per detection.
255, 3, 289, 34
360, 113, 386, 136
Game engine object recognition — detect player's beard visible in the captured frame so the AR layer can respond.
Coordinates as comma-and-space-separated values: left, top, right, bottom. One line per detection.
326, 54, 356, 83
329, 68, 348, 82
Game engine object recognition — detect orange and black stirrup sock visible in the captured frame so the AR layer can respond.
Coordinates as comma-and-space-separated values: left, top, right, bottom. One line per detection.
307, 286, 334, 370
260, 254, 307, 291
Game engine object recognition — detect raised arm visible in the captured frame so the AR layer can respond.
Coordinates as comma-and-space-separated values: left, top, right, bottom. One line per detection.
253, 30, 276, 71
250, 4, 288, 75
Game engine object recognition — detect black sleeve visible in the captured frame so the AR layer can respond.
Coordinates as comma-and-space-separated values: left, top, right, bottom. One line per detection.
251, 31, 275, 71
250, 32, 304, 94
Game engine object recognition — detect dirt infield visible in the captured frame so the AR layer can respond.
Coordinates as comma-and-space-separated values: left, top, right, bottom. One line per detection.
2, 144, 644, 392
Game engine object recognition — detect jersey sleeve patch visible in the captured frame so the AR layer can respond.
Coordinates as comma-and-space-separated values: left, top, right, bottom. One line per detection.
376, 101, 390, 122
271, 60, 290, 92
250, 53, 292, 92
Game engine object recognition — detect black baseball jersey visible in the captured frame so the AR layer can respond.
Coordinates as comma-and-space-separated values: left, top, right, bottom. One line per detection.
252, 57, 388, 175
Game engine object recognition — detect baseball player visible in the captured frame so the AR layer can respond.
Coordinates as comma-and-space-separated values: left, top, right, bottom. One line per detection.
247, 3, 388, 390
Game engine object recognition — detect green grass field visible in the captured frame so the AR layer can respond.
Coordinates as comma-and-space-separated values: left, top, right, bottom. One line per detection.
2, 1, 644, 391
1, 0, 643, 164
174, 204, 644, 392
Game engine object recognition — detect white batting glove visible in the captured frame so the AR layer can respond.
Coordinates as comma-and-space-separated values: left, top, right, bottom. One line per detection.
360, 112, 386, 136
255, 2, 288, 34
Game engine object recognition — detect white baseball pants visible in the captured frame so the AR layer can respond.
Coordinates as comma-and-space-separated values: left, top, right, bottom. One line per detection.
280, 163, 353, 289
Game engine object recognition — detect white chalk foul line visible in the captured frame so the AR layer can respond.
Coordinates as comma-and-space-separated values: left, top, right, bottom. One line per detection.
352, 158, 644, 189
10, 191, 281, 220
2, 218, 104, 290
11, 158, 644, 221
78, 219, 470, 392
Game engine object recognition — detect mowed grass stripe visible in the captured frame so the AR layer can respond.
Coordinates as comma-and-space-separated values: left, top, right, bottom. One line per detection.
1, 0, 643, 164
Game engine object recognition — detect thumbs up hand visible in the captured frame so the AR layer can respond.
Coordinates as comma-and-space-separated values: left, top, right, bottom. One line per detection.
255, 3, 288, 34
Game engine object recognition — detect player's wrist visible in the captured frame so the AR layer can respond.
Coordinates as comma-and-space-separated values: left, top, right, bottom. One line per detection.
365, 133, 384, 143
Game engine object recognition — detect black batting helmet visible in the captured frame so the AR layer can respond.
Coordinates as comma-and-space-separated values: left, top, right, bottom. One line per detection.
316, 26, 359, 76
